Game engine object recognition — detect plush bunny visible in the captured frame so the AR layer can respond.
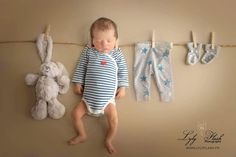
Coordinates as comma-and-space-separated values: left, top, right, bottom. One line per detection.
25, 34, 70, 120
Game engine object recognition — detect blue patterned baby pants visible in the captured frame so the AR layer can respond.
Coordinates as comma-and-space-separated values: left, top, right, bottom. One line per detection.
134, 41, 173, 102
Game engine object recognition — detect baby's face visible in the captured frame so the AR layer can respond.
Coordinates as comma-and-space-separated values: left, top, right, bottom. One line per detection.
92, 29, 117, 53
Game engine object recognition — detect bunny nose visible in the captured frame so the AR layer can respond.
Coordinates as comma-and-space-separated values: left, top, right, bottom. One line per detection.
45, 66, 50, 70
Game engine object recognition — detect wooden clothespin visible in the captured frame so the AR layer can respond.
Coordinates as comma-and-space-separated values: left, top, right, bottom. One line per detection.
211, 32, 215, 49
152, 30, 155, 48
44, 24, 51, 40
170, 42, 173, 48
191, 31, 197, 48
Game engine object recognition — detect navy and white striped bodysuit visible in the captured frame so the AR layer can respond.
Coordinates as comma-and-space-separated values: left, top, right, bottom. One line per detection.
72, 46, 129, 116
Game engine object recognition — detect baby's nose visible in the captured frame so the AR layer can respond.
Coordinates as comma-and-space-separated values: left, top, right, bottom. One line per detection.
101, 40, 107, 46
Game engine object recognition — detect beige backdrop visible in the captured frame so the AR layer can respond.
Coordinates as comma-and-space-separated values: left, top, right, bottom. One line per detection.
0, 0, 236, 157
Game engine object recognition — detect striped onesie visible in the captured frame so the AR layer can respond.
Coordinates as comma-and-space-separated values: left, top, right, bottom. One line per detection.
72, 45, 129, 116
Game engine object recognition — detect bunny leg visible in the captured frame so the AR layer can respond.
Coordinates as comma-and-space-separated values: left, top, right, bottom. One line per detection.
31, 99, 47, 120
48, 98, 65, 119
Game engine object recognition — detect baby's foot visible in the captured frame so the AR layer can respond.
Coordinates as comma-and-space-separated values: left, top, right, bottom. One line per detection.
105, 141, 117, 155
68, 135, 87, 145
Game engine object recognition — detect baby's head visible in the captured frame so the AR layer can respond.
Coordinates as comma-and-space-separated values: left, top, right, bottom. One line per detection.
90, 17, 118, 53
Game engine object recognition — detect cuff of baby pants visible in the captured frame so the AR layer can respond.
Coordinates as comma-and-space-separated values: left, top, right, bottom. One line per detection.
160, 92, 173, 102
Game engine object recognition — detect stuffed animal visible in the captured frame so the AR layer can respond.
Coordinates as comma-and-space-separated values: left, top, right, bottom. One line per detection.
25, 33, 70, 120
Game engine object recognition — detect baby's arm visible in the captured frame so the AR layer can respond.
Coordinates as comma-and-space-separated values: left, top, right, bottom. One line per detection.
116, 87, 126, 99
115, 48, 129, 99
74, 83, 84, 95
71, 45, 89, 94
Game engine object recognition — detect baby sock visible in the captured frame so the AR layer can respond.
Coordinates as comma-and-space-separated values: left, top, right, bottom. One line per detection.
201, 44, 220, 64
186, 42, 202, 65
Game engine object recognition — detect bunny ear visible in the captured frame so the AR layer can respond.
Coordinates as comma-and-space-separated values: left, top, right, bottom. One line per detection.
36, 34, 46, 63
36, 33, 53, 63
44, 35, 53, 63
56, 62, 68, 76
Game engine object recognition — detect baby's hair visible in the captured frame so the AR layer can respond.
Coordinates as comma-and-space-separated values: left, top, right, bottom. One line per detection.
90, 17, 118, 40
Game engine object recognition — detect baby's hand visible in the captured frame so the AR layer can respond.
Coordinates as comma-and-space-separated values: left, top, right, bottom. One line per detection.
74, 84, 84, 95
116, 87, 126, 99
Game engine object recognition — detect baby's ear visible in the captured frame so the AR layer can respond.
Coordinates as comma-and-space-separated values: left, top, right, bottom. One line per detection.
87, 31, 93, 48
115, 39, 119, 49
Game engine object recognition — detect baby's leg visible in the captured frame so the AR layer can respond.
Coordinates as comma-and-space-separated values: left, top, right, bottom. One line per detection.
68, 101, 87, 145
104, 103, 118, 154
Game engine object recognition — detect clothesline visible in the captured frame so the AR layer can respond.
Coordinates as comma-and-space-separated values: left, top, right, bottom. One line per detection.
0, 40, 236, 47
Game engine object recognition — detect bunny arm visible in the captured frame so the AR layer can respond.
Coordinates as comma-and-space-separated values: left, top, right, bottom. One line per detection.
25, 73, 40, 86
55, 62, 70, 94
57, 75, 70, 94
